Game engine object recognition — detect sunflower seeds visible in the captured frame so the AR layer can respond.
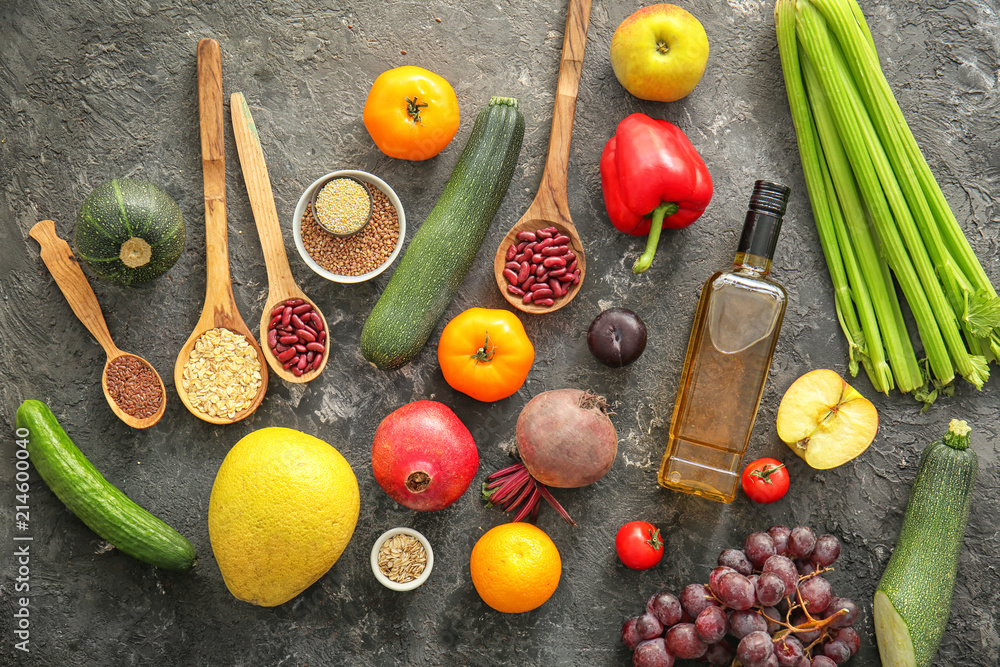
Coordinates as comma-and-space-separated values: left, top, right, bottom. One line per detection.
377, 533, 427, 584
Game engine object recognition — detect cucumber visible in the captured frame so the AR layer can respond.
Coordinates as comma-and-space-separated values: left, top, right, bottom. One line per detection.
15, 400, 197, 572
874, 419, 978, 666
360, 96, 525, 370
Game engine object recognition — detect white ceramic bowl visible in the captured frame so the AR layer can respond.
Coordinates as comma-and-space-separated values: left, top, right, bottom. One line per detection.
370, 527, 434, 592
292, 170, 406, 283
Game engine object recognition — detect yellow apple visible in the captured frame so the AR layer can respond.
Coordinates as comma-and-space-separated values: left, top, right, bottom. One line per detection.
609, 4, 709, 103
775, 369, 879, 469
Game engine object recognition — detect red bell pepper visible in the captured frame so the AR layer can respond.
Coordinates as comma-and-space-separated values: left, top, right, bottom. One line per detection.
600, 113, 713, 273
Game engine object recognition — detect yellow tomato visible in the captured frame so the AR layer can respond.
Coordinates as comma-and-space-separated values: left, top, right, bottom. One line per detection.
437, 308, 534, 402
362, 66, 460, 161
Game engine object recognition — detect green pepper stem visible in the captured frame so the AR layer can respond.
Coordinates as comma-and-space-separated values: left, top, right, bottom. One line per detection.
632, 202, 678, 274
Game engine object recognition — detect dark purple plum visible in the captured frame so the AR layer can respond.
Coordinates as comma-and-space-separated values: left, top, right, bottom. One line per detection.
587, 308, 647, 367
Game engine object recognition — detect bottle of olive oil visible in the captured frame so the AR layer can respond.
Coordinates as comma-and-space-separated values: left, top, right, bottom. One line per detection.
658, 181, 791, 503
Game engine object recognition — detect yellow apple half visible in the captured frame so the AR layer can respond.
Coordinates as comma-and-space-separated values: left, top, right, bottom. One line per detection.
775, 369, 879, 469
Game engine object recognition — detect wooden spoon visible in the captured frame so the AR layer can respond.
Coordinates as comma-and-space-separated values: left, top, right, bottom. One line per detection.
230, 91, 330, 382
494, 0, 592, 315
174, 38, 268, 424
29, 220, 166, 429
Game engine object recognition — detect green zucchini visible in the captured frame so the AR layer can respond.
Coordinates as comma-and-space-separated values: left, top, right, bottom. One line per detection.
15, 400, 197, 571
361, 96, 525, 370
874, 419, 978, 666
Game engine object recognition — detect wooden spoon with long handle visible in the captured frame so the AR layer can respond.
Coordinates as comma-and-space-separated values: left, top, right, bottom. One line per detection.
494, 0, 592, 314
173, 38, 267, 424
29, 220, 166, 429
230, 92, 330, 382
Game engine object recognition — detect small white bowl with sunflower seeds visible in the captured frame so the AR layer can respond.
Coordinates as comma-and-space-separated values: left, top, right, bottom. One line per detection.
371, 527, 433, 592
293, 170, 406, 283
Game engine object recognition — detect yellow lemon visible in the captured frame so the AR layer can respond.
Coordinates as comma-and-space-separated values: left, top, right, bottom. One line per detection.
208, 427, 360, 606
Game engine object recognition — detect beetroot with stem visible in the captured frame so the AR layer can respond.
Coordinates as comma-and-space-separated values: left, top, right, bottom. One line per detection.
517, 388, 618, 487
483, 388, 618, 525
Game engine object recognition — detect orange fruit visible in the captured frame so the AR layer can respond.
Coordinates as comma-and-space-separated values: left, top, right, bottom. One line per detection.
470, 522, 561, 613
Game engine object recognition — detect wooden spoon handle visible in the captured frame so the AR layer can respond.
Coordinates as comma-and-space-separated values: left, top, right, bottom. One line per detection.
28, 220, 121, 359
535, 0, 593, 217
230, 92, 297, 295
197, 38, 234, 298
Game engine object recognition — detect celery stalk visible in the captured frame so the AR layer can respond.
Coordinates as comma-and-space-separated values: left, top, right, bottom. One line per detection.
793, 0, 956, 386
774, 0, 887, 391
814, 0, 997, 299
778, 0, 1000, 397
818, 147, 881, 386
808, 0, 994, 387
876, 244, 925, 389
802, 55, 923, 392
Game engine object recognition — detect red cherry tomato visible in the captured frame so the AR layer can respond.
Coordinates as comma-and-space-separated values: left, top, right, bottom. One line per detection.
615, 521, 665, 570
741, 458, 790, 504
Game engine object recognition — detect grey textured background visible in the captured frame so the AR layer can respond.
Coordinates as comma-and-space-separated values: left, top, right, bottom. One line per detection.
1, 0, 998, 665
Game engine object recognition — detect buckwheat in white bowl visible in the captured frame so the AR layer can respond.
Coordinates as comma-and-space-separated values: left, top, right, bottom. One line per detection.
293, 170, 405, 283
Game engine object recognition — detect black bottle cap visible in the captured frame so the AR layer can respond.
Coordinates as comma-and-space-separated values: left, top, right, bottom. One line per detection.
737, 180, 791, 261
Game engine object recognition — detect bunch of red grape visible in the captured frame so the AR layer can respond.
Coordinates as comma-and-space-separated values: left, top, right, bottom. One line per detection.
622, 526, 860, 667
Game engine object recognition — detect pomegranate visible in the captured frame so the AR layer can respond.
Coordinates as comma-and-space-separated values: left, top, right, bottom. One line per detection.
371, 400, 479, 511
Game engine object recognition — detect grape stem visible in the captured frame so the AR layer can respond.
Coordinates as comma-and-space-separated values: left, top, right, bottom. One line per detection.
751, 567, 845, 654
761, 605, 846, 637
759, 593, 847, 645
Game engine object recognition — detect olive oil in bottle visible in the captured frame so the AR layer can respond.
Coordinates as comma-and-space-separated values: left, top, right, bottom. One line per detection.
658, 181, 791, 503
